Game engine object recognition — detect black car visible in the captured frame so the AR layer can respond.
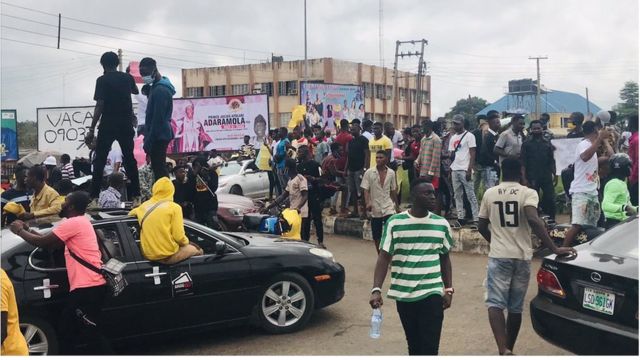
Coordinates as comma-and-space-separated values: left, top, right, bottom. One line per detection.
1, 213, 345, 355
530, 216, 638, 355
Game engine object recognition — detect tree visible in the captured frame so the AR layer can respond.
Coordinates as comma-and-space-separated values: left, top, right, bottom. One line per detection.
445, 95, 489, 130
613, 81, 638, 119
17, 120, 37, 151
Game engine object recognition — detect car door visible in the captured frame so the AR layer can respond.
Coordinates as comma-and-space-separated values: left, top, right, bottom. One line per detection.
165, 224, 257, 328
119, 220, 183, 335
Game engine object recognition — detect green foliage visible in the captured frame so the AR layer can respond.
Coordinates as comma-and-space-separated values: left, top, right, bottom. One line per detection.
445, 96, 489, 130
613, 81, 638, 120
17, 120, 37, 151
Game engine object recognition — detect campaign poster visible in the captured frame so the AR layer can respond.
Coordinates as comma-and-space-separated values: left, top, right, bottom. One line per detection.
37, 106, 95, 158
300, 83, 364, 132
168, 94, 269, 153
551, 138, 582, 175
1, 110, 19, 161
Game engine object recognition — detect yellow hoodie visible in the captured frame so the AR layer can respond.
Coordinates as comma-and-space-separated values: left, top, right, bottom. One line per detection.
129, 177, 189, 261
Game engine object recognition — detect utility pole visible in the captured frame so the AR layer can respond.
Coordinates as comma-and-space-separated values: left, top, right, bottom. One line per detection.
585, 87, 591, 116
57, 13, 61, 49
379, 0, 384, 67
529, 56, 547, 120
415, 40, 426, 125
118, 48, 123, 72
303, 0, 308, 83
391, 39, 428, 127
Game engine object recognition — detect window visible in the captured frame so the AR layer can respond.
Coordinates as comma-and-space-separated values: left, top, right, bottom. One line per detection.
399, 88, 407, 101
184, 226, 234, 255
279, 81, 297, 96
260, 82, 273, 96
231, 84, 249, 95
278, 81, 287, 96
279, 112, 292, 127
386, 86, 393, 99
210, 85, 226, 96
375, 84, 385, 100
420, 91, 429, 104
186, 87, 204, 98
410, 89, 417, 103
363, 82, 373, 98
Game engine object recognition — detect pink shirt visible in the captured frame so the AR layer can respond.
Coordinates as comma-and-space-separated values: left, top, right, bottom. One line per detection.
52, 216, 106, 291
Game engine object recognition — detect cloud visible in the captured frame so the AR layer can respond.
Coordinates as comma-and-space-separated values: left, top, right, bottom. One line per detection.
1, 0, 637, 123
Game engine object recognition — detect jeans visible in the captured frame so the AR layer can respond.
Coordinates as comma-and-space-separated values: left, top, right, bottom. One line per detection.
301, 200, 323, 243
277, 168, 289, 193
268, 166, 281, 198
58, 285, 113, 355
527, 175, 556, 220
346, 169, 364, 208
474, 165, 498, 198
451, 170, 479, 221
396, 295, 444, 355
91, 126, 140, 198
148, 140, 170, 180
331, 176, 348, 209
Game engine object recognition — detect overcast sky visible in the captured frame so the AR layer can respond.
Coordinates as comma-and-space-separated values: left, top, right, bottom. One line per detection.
1, 0, 638, 122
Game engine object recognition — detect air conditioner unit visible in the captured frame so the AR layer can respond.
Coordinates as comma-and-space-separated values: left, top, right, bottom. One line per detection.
289, 89, 298, 95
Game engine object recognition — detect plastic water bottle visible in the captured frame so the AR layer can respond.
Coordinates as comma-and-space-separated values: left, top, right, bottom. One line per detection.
369, 308, 383, 339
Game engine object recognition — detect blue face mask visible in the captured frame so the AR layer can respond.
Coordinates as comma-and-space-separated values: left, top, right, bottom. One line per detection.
142, 69, 156, 85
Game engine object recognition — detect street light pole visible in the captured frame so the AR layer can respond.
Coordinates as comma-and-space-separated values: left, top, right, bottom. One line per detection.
304, 0, 308, 83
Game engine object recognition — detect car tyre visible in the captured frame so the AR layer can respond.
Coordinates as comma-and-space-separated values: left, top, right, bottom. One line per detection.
229, 185, 243, 196
20, 316, 59, 355
257, 272, 314, 334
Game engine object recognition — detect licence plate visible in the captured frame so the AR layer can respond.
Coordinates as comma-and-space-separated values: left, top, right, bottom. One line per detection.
582, 287, 615, 315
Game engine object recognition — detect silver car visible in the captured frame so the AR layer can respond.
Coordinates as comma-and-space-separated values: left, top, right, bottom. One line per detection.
216, 159, 270, 199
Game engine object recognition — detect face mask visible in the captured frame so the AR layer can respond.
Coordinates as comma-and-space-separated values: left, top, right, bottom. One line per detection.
142, 69, 156, 85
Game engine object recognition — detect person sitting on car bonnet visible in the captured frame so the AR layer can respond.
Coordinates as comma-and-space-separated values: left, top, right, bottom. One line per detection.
129, 177, 203, 264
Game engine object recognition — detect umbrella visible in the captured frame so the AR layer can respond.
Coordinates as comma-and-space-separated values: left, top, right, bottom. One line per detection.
18, 150, 63, 167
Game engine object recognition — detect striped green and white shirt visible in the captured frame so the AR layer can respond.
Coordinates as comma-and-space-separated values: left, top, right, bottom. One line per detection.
379, 211, 454, 302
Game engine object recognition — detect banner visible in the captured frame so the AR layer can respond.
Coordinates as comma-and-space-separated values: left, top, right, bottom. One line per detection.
1, 110, 19, 161
551, 138, 582, 175
168, 94, 269, 153
300, 83, 364, 132
37, 106, 95, 158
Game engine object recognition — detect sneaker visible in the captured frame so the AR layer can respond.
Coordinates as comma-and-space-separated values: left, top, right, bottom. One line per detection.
318, 243, 327, 249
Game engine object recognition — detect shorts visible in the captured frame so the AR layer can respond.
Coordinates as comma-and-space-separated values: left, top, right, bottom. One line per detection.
571, 192, 600, 227
485, 258, 531, 313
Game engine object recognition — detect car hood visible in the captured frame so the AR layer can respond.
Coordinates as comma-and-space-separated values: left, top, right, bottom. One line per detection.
225, 232, 316, 248
217, 194, 256, 209
547, 243, 639, 280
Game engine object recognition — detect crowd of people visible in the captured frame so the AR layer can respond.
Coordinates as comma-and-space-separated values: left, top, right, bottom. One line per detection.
1, 49, 638, 356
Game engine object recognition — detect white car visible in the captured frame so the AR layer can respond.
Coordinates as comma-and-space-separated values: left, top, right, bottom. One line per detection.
216, 159, 270, 199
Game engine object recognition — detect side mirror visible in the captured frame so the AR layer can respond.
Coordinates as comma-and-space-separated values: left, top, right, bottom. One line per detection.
214, 241, 227, 255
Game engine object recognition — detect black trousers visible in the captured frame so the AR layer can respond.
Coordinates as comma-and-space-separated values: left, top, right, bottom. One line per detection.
629, 181, 638, 207
91, 127, 140, 198
58, 285, 113, 355
371, 215, 392, 244
527, 175, 556, 220
268, 169, 280, 198
604, 218, 621, 230
147, 140, 170, 180
301, 201, 323, 243
396, 295, 444, 356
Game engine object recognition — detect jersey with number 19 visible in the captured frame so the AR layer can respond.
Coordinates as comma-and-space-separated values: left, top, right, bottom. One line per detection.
479, 181, 539, 260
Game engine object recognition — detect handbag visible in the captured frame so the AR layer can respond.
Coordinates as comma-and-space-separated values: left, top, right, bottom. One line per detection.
68, 247, 128, 297
449, 131, 468, 163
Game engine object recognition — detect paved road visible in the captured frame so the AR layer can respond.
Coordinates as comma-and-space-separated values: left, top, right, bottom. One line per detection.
123, 234, 570, 356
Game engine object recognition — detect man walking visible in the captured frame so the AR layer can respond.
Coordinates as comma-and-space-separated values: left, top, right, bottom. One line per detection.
369, 179, 453, 355
345, 119, 369, 218
562, 121, 608, 247
139, 57, 176, 180
361, 151, 399, 252
87, 51, 140, 199
449, 115, 479, 227
521, 120, 557, 220
478, 158, 575, 355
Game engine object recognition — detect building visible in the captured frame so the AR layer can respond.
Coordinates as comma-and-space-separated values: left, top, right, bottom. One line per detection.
477, 79, 601, 132
181, 58, 431, 129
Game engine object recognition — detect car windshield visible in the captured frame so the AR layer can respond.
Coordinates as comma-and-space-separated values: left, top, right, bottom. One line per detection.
185, 220, 246, 248
589, 217, 638, 259
219, 162, 243, 176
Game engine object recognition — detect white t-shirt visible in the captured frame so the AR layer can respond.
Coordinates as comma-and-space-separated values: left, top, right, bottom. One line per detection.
390, 130, 404, 149
104, 144, 122, 176
621, 131, 632, 147
448, 131, 476, 171
569, 139, 599, 195
362, 131, 374, 141
135, 94, 147, 126
270, 140, 279, 161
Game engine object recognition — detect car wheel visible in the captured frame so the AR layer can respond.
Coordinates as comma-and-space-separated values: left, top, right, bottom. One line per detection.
229, 185, 243, 196
258, 272, 315, 334
20, 317, 59, 355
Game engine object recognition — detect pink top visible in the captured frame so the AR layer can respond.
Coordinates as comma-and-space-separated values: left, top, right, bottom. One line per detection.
52, 216, 106, 291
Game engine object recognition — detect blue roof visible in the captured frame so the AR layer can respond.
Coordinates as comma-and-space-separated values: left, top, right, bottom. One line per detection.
476, 89, 601, 116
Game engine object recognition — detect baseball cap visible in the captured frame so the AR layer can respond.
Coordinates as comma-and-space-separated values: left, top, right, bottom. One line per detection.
43, 156, 57, 166
452, 115, 464, 124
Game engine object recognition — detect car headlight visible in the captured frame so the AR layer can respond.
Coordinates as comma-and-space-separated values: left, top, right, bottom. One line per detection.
227, 208, 244, 216
309, 248, 335, 262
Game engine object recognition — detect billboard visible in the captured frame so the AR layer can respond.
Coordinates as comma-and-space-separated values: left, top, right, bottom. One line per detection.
168, 94, 269, 153
300, 83, 364, 132
37, 106, 96, 158
1, 110, 19, 161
